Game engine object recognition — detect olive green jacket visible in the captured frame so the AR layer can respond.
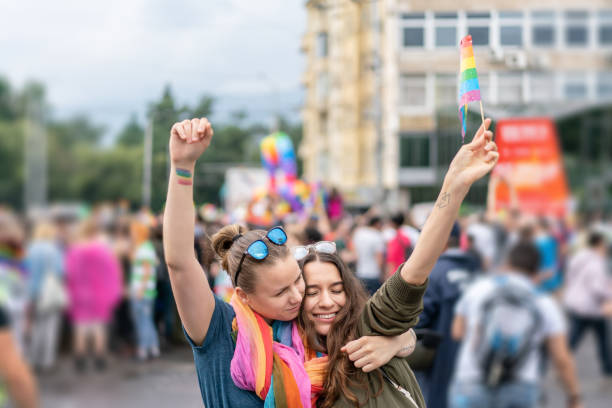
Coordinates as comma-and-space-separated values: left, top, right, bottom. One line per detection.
333, 271, 427, 408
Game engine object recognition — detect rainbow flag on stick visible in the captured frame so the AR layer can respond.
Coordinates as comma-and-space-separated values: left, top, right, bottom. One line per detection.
458, 34, 484, 141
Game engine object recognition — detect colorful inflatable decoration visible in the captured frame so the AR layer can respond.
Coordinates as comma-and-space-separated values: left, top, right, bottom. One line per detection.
253, 131, 331, 222
260, 132, 297, 190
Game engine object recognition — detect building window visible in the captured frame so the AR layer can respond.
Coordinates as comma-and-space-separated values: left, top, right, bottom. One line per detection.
565, 10, 588, 46
498, 72, 523, 104
317, 72, 329, 103
434, 73, 457, 107
319, 112, 328, 135
399, 74, 427, 107
597, 72, 612, 99
401, 13, 426, 47
564, 72, 587, 99
599, 10, 612, 45
530, 72, 555, 102
499, 11, 523, 47
478, 73, 490, 100
467, 12, 490, 46
434, 12, 457, 47
400, 134, 430, 167
316, 32, 328, 57
531, 10, 556, 47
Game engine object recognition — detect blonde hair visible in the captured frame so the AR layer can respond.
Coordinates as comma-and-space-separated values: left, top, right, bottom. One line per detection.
130, 220, 150, 248
33, 222, 57, 241
211, 224, 290, 293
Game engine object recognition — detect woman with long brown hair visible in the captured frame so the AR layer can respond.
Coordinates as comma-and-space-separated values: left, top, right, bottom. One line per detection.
295, 118, 498, 407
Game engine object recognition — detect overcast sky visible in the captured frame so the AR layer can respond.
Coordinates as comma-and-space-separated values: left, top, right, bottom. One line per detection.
0, 0, 305, 139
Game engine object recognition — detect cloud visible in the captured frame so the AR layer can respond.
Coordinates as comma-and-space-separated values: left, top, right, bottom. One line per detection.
0, 0, 305, 136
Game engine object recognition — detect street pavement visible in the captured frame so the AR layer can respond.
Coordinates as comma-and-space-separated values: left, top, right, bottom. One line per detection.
39, 331, 612, 407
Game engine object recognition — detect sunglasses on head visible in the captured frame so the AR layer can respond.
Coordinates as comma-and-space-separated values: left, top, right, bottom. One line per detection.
293, 241, 337, 261
234, 226, 288, 286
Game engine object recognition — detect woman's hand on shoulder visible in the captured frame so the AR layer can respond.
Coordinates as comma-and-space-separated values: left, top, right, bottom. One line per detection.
169, 117, 214, 167
341, 329, 416, 373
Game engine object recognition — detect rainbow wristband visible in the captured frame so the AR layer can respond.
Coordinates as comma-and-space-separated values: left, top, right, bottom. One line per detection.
176, 168, 192, 185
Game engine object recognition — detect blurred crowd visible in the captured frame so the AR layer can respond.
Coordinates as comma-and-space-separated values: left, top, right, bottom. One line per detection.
1, 188, 612, 407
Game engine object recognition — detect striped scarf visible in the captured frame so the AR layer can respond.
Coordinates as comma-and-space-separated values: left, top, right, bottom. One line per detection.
230, 293, 328, 407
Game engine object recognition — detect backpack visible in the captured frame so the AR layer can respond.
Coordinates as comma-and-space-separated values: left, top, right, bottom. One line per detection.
37, 269, 68, 313
476, 278, 542, 387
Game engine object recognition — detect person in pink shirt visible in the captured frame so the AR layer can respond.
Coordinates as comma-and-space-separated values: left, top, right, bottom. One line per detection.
386, 213, 412, 280
65, 219, 122, 372
326, 187, 344, 223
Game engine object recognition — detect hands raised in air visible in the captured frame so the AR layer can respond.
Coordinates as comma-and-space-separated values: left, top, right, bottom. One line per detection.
447, 118, 499, 189
169, 118, 214, 167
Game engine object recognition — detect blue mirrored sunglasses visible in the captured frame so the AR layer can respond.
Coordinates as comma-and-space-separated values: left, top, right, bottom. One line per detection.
234, 226, 288, 286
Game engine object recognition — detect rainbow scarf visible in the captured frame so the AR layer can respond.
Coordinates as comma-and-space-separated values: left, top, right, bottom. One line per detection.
230, 293, 328, 407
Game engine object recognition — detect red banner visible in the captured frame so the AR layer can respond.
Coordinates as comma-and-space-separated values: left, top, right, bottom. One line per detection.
494, 118, 569, 216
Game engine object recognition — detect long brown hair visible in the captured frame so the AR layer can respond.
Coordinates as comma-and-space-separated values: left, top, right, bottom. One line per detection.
211, 224, 290, 293
297, 252, 382, 407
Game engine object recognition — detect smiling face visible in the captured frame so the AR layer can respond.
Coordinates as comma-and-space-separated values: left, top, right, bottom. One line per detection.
302, 260, 347, 336
240, 254, 305, 322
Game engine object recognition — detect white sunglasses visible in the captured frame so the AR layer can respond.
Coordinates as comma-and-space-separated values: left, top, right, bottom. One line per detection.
293, 241, 337, 261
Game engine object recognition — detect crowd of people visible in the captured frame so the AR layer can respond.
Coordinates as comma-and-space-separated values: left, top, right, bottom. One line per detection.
0, 117, 611, 408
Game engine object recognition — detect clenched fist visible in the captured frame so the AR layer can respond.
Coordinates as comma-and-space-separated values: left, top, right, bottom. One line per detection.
169, 118, 214, 167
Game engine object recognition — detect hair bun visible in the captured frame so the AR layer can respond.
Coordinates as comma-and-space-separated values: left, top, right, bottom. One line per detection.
211, 224, 246, 271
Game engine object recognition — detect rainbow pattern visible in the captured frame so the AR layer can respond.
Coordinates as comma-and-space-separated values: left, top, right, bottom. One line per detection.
176, 168, 192, 185
458, 34, 482, 141
229, 294, 326, 407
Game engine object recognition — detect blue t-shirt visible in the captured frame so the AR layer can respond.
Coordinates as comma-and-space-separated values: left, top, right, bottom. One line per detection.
184, 296, 263, 408
535, 235, 561, 292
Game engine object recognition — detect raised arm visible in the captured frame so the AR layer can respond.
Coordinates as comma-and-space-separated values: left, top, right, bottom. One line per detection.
163, 118, 215, 345
401, 119, 498, 285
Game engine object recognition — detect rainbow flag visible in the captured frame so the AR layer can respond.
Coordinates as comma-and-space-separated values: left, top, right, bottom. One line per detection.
458, 34, 481, 141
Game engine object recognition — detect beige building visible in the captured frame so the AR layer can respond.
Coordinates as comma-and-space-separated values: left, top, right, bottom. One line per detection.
300, 0, 612, 207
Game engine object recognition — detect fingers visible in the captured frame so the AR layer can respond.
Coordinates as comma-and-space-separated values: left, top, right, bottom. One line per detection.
484, 140, 497, 152
182, 119, 192, 142
171, 118, 213, 144
361, 363, 376, 373
470, 118, 492, 147
342, 337, 366, 355
172, 122, 188, 141
190, 118, 200, 142
486, 151, 499, 164
346, 346, 370, 362
201, 118, 213, 142
197, 118, 208, 135
354, 357, 380, 372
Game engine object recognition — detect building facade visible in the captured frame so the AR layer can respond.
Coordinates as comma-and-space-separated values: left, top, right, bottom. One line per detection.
301, 0, 612, 207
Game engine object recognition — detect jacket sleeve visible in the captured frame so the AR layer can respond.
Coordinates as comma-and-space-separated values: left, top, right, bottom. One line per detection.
358, 265, 428, 337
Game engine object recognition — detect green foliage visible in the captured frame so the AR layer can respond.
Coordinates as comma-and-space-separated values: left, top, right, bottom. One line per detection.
0, 120, 25, 208
0, 78, 303, 212
116, 114, 144, 147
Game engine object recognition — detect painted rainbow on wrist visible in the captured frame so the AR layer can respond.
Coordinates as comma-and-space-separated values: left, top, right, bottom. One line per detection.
176, 168, 192, 185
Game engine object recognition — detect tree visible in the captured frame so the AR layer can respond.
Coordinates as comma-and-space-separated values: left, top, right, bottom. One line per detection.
0, 77, 16, 120
0, 121, 25, 208
116, 114, 144, 147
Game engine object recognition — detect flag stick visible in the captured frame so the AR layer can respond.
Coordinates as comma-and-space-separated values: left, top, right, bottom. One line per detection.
479, 100, 485, 128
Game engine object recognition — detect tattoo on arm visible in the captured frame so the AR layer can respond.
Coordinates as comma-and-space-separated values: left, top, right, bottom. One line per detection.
437, 192, 450, 208
176, 168, 193, 186
400, 344, 415, 354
